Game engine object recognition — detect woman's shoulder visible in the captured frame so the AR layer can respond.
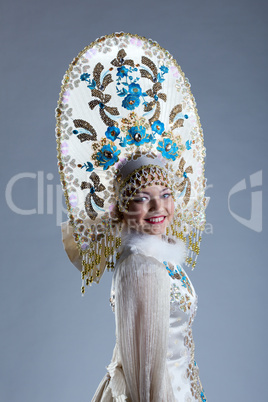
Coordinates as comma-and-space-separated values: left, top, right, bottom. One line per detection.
117, 246, 163, 268
114, 247, 170, 289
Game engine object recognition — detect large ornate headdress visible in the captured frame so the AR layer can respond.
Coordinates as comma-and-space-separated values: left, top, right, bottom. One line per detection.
56, 33, 206, 293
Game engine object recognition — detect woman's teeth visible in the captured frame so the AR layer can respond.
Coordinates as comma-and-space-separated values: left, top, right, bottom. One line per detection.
145, 216, 165, 224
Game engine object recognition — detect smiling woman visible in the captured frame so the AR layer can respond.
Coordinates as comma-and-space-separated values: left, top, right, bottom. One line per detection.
122, 185, 175, 237
57, 32, 207, 401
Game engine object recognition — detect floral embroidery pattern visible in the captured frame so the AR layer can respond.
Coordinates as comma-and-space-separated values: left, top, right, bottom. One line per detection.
73, 119, 97, 142
185, 140, 192, 150
164, 262, 193, 296
80, 62, 119, 127
140, 56, 168, 124
170, 283, 192, 312
151, 120, 165, 135
96, 143, 121, 170
115, 57, 148, 111
174, 157, 193, 205
157, 138, 179, 161
105, 126, 121, 141
169, 104, 188, 130
126, 125, 151, 146
184, 329, 207, 402
111, 48, 134, 69
88, 89, 120, 127
80, 172, 105, 220
92, 62, 113, 91
122, 93, 141, 110
78, 161, 94, 172
77, 48, 189, 179
72, 46, 193, 221
80, 72, 97, 90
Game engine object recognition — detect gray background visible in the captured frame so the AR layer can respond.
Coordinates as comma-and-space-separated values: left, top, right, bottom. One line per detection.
1, 0, 267, 401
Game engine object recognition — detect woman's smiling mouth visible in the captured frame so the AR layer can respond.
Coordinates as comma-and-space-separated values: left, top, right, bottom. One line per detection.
144, 216, 166, 224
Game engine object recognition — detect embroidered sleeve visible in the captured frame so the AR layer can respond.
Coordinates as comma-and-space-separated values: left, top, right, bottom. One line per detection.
114, 253, 175, 401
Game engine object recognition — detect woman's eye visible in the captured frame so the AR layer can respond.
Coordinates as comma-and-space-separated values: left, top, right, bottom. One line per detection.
162, 193, 171, 199
133, 196, 148, 202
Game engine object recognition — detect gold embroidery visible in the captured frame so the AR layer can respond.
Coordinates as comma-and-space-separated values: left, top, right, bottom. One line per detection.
81, 172, 105, 220
174, 157, 193, 205
73, 119, 97, 142
140, 69, 153, 81
169, 104, 184, 129
88, 90, 119, 126
111, 49, 135, 68
140, 55, 158, 80
170, 284, 192, 311
144, 82, 166, 124
93, 63, 102, 88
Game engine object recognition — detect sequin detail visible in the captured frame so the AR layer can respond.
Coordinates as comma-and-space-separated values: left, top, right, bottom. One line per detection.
164, 262, 193, 296
185, 328, 207, 402
170, 283, 192, 311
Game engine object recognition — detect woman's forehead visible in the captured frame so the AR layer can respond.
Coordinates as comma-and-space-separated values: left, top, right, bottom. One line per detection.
135, 185, 170, 194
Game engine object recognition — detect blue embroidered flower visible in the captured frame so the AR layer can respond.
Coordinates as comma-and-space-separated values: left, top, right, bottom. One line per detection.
117, 66, 129, 78
151, 120, 165, 135
157, 138, 179, 161
80, 73, 90, 81
96, 144, 121, 170
185, 140, 192, 150
80, 73, 96, 89
105, 126, 120, 141
122, 94, 140, 110
160, 65, 169, 74
157, 65, 169, 83
87, 81, 96, 90
128, 83, 142, 96
80, 161, 94, 172
126, 126, 150, 146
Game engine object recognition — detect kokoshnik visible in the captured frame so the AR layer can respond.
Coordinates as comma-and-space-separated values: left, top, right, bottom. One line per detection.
55, 32, 207, 293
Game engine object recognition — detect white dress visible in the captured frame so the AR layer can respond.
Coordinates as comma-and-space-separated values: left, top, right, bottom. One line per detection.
92, 231, 207, 402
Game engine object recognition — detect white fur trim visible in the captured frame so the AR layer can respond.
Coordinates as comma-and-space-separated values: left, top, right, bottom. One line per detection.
120, 229, 186, 266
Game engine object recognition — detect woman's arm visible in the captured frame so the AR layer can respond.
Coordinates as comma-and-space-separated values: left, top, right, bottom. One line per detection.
114, 253, 175, 402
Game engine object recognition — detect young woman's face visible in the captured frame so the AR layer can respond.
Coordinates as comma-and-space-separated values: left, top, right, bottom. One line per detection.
123, 184, 175, 236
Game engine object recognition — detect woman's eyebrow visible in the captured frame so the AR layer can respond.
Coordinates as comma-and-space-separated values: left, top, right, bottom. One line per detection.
135, 188, 170, 195
134, 191, 149, 195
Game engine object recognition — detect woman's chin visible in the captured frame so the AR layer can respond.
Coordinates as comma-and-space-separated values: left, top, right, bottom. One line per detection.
141, 221, 167, 236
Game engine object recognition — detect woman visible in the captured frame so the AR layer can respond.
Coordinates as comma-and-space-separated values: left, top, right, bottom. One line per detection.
57, 33, 207, 401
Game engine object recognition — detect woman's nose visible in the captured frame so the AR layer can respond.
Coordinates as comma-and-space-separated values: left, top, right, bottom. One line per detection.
149, 196, 162, 211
